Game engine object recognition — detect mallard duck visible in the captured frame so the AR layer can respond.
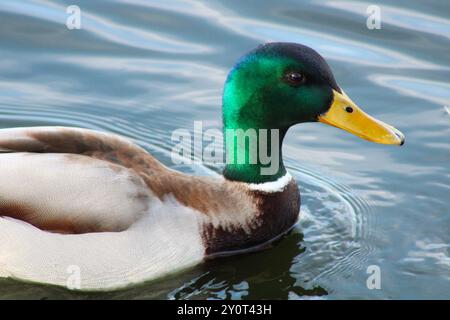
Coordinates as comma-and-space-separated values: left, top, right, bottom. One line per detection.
0, 42, 404, 291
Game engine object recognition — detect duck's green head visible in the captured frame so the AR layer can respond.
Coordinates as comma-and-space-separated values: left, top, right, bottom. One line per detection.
224, 42, 338, 128
223, 42, 404, 183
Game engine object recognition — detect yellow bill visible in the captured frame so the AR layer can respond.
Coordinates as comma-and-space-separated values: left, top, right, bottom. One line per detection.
318, 90, 405, 145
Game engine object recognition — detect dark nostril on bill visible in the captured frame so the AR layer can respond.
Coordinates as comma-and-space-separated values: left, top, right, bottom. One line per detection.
345, 106, 353, 113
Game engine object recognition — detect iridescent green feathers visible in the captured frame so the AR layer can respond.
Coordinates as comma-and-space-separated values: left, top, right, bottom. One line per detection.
222, 42, 340, 183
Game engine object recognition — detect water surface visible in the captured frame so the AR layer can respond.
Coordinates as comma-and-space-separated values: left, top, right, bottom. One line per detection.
0, 0, 449, 299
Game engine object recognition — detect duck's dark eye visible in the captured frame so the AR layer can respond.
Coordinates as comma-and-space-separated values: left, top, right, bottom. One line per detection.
284, 72, 305, 86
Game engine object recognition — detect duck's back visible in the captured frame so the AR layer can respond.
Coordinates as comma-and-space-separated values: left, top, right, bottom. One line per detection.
0, 128, 190, 288
0, 127, 300, 290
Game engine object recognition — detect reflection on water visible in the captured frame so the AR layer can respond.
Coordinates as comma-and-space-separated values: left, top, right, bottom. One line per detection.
0, 0, 449, 299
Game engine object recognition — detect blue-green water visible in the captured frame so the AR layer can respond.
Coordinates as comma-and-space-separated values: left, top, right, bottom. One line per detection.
0, 0, 449, 299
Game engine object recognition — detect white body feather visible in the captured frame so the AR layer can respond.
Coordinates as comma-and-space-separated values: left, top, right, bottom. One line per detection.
0, 153, 206, 290
0, 197, 205, 291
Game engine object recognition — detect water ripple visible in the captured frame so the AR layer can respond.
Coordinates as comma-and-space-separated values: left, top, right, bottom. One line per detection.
0, 0, 209, 54
0, 0, 448, 299
318, 1, 450, 40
